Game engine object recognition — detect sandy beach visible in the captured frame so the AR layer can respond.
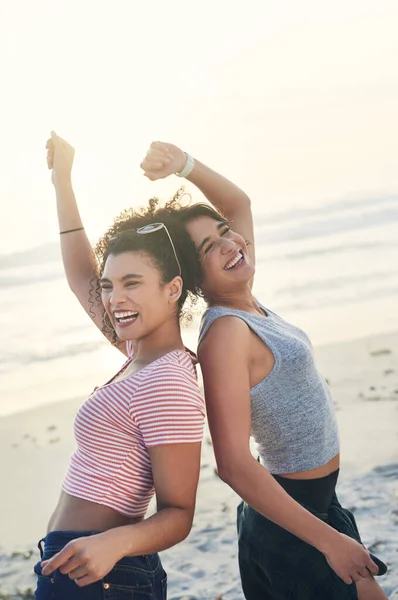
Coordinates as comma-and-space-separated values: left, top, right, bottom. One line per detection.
0, 330, 397, 599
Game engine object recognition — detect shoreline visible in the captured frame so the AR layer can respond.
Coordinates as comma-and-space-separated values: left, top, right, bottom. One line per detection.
0, 328, 397, 598
1, 323, 397, 420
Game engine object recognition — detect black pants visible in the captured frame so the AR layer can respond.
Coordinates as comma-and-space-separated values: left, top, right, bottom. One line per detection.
237, 472, 387, 600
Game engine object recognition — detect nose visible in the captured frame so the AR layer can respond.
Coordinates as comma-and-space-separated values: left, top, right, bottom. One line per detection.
220, 238, 236, 254
109, 286, 127, 306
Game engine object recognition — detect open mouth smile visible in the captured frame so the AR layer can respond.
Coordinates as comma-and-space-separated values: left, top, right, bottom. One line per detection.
224, 250, 245, 271
113, 310, 139, 327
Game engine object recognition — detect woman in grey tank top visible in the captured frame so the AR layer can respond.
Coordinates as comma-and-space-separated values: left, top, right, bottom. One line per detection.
141, 142, 388, 600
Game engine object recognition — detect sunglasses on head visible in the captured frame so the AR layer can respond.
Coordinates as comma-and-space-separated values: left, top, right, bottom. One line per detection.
135, 222, 182, 277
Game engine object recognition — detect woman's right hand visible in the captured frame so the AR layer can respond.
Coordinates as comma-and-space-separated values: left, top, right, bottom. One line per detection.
46, 131, 75, 187
140, 141, 186, 181
323, 532, 378, 584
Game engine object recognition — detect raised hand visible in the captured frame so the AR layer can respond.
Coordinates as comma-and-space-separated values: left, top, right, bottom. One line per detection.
140, 141, 186, 181
323, 532, 378, 585
41, 531, 123, 587
45, 131, 75, 187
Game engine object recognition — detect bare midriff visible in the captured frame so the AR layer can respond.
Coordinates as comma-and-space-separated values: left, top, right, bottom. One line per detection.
47, 490, 143, 533
278, 453, 340, 480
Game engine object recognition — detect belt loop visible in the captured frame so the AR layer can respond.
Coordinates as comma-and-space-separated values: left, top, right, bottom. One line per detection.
38, 538, 45, 559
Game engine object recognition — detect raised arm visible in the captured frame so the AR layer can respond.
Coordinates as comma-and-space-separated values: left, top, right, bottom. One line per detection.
47, 132, 126, 354
198, 317, 379, 587
141, 141, 255, 269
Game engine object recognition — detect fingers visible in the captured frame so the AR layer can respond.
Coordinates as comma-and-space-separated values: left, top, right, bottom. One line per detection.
358, 566, 372, 579
67, 564, 89, 580
58, 555, 84, 575
46, 151, 54, 170
142, 149, 171, 163
151, 141, 167, 151
140, 159, 167, 171
143, 172, 160, 181
366, 556, 379, 576
41, 545, 74, 575
49, 131, 74, 151
75, 574, 97, 587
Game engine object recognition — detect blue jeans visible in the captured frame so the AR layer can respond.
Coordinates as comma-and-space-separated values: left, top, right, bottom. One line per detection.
34, 530, 167, 600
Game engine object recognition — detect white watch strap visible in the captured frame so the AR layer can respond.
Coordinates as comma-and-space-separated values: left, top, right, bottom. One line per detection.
176, 152, 195, 178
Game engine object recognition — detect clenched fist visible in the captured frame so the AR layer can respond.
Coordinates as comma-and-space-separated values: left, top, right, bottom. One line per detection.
140, 141, 186, 181
46, 131, 74, 187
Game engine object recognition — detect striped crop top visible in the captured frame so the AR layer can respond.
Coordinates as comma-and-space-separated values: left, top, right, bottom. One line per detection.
62, 345, 205, 517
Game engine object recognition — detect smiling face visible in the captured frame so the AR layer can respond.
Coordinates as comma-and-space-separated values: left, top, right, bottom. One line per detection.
185, 215, 255, 300
100, 251, 181, 342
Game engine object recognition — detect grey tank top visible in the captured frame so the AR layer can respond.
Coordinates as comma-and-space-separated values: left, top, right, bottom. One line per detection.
198, 303, 340, 474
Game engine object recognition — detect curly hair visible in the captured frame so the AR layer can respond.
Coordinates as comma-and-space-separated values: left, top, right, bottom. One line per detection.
90, 188, 227, 345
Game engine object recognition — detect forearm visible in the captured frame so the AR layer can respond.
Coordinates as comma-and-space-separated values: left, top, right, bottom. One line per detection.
105, 507, 193, 558
186, 159, 251, 220
54, 178, 98, 290
222, 456, 339, 555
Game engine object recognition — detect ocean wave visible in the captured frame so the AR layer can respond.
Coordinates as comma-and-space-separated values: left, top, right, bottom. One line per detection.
265, 240, 398, 261
277, 270, 395, 296
0, 341, 103, 372
275, 282, 398, 312
255, 205, 398, 244
254, 194, 398, 227
0, 270, 63, 289
0, 243, 60, 270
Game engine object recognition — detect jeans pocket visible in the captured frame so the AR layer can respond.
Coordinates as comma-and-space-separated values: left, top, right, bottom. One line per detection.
34, 561, 56, 600
103, 582, 154, 599
34, 575, 56, 600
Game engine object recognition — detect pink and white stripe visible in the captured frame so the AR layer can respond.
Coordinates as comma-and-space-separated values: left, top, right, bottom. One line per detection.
62, 350, 205, 517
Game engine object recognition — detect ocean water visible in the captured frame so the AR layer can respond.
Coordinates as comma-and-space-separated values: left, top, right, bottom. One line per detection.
0, 193, 397, 598
0, 192, 398, 417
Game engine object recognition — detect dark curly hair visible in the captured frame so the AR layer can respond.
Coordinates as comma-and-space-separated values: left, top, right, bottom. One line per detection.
90, 189, 227, 345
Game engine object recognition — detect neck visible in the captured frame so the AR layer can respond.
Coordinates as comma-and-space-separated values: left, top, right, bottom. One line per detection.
129, 319, 185, 366
206, 286, 261, 314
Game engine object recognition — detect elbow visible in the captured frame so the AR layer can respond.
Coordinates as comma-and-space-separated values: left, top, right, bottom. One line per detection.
244, 194, 252, 208
216, 464, 235, 486
236, 192, 251, 210
176, 510, 194, 543
216, 452, 253, 487
216, 458, 240, 486
66, 278, 78, 295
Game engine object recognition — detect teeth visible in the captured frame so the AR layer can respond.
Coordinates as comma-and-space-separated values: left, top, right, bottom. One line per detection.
225, 252, 242, 270
114, 311, 138, 318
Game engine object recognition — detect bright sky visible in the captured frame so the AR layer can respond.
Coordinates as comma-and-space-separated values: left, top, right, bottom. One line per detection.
1, 0, 398, 254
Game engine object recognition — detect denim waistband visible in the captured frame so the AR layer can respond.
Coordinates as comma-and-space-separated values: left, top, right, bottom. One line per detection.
38, 530, 101, 558
37, 530, 162, 575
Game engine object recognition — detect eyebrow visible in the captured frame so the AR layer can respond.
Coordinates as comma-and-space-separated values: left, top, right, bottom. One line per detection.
197, 222, 229, 253
99, 274, 144, 284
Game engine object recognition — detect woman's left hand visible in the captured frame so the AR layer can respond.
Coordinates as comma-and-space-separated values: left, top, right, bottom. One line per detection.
41, 531, 123, 587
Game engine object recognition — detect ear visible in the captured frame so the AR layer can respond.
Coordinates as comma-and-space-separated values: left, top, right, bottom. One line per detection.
167, 276, 183, 305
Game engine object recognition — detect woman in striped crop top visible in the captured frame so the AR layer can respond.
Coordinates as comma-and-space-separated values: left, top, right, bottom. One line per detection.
34, 133, 205, 599
140, 142, 388, 600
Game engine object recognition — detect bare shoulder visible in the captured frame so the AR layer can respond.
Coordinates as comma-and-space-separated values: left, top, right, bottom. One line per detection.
198, 315, 251, 364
